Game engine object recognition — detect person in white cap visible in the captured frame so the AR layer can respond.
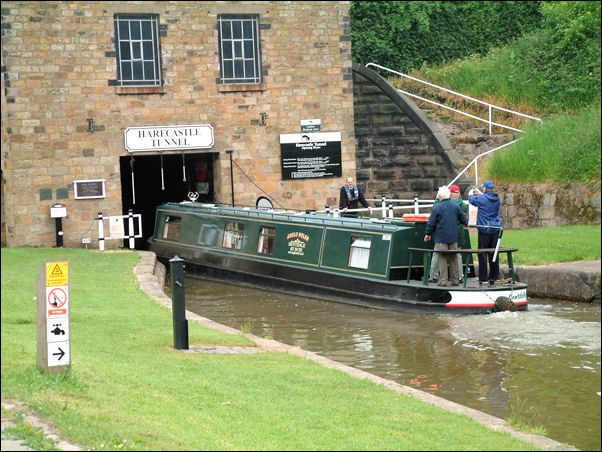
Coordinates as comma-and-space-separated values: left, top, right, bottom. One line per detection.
424, 186, 469, 287
429, 184, 468, 283
469, 180, 502, 285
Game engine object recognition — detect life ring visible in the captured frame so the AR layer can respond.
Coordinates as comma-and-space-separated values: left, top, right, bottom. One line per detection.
494, 296, 518, 312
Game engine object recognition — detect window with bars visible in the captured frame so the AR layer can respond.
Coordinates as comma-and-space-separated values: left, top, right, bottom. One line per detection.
218, 14, 261, 84
114, 14, 162, 86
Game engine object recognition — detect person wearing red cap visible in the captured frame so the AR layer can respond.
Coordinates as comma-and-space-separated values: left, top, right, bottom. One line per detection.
428, 184, 468, 283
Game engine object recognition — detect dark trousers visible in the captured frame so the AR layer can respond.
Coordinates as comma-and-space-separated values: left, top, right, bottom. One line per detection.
477, 231, 500, 282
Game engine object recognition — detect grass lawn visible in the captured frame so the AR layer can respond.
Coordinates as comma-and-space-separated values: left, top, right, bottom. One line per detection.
1, 247, 541, 451
469, 224, 600, 266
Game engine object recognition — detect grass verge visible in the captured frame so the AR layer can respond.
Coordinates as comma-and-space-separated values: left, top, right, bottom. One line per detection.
1, 247, 541, 451
469, 225, 601, 266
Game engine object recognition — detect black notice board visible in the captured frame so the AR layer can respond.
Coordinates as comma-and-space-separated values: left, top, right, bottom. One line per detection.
280, 132, 342, 180
74, 180, 106, 199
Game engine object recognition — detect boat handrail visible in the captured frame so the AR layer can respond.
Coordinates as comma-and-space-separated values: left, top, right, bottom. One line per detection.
162, 202, 404, 231
407, 246, 517, 287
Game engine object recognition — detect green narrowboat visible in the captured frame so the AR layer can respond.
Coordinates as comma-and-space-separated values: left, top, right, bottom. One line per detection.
148, 202, 528, 314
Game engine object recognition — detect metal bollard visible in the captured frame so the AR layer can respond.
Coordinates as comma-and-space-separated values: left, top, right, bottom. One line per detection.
170, 255, 189, 350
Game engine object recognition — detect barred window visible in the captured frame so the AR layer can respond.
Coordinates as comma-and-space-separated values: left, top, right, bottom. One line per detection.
218, 14, 261, 84
114, 14, 162, 86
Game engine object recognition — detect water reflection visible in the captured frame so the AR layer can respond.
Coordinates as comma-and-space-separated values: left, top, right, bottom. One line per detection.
184, 278, 601, 451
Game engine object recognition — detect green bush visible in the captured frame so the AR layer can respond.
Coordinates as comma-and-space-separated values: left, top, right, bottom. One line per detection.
412, 1, 601, 113
351, 1, 543, 72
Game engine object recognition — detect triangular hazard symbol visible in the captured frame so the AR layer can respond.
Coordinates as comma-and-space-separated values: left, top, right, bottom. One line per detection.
51, 264, 63, 276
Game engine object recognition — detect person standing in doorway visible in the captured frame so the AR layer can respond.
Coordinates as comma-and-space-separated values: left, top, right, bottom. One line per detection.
424, 186, 469, 286
468, 180, 502, 285
339, 177, 372, 217
429, 184, 468, 283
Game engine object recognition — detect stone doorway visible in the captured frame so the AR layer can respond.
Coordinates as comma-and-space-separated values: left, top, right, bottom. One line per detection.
119, 152, 216, 249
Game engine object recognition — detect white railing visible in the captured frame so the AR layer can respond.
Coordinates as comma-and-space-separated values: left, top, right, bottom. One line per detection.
447, 138, 521, 188
317, 195, 458, 218
365, 63, 542, 135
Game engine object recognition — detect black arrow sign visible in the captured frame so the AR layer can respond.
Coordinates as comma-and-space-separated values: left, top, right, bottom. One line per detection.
52, 347, 65, 361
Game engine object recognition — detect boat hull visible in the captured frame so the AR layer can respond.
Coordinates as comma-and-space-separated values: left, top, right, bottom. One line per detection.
150, 240, 528, 315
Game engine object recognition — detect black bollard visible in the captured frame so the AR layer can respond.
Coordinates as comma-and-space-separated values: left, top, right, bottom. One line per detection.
55, 217, 64, 248
170, 255, 189, 350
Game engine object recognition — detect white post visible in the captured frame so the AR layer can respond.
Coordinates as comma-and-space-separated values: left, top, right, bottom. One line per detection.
414, 194, 419, 214
488, 105, 492, 136
97, 211, 105, 252
128, 209, 135, 250
381, 195, 386, 218
333, 208, 340, 218
325, 205, 330, 217
388, 203, 394, 218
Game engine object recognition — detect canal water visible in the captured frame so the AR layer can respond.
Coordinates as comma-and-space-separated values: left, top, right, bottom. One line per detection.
183, 278, 601, 451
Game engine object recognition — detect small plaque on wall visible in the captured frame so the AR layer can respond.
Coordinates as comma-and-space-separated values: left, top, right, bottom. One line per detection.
73, 179, 106, 199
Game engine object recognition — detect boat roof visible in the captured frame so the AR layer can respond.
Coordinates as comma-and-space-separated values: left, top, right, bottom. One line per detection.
157, 202, 415, 233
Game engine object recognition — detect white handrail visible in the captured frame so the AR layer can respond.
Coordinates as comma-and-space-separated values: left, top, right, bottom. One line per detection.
448, 139, 521, 187
365, 62, 542, 135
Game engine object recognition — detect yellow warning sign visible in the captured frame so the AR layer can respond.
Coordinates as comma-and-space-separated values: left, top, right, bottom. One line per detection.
46, 262, 69, 286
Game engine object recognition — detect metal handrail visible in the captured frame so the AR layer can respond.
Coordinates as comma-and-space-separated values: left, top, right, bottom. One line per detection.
365, 63, 542, 135
447, 138, 521, 187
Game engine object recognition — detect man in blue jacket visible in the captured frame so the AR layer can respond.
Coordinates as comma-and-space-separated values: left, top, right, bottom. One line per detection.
468, 180, 502, 285
424, 186, 469, 286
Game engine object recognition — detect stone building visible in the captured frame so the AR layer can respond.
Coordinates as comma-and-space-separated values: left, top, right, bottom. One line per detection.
1, 1, 356, 248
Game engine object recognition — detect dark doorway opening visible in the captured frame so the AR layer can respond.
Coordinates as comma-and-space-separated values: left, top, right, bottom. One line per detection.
119, 152, 216, 249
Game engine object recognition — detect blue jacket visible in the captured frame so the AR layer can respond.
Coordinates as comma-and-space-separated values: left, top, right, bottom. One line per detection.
425, 199, 469, 244
468, 190, 501, 234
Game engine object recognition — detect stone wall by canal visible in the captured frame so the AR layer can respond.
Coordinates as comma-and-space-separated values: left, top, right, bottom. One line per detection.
499, 183, 601, 229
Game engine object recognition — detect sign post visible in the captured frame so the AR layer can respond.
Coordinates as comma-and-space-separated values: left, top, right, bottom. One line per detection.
37, 260, 71, 374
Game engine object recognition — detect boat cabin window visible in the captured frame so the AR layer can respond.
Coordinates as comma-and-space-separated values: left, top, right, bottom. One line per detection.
222, 222, 245, 249
198, 224, 218, 246
257, 226, 276, 255
348, 236, 372, 269
162, 216, 182, 241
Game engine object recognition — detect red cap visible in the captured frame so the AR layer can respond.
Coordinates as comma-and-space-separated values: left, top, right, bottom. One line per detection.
449, 184, 460, 193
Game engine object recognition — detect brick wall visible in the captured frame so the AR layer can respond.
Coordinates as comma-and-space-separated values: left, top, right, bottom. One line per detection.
1, 1, 354, 247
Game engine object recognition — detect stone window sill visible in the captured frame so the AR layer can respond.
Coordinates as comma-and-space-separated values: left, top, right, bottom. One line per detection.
217, 83, 266, 93
115, 86, 166, 95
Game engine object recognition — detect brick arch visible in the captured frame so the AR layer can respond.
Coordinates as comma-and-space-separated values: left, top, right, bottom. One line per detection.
352, 62, 458, 200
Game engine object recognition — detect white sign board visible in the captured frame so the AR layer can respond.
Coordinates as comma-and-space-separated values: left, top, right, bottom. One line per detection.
46, 286, 69, 318
47, 318, 70, 342
125, 124, 214, 152
109, 216, 125, 239
47, 341, 70, 367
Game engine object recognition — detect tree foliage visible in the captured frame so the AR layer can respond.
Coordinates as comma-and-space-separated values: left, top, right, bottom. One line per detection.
350, 1, 543, 72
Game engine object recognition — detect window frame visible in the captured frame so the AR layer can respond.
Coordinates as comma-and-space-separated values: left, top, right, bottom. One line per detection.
114, 13, 163, 87
222, 222, 245, 250
348, 236, 372, 269
162, 216, 182, 241
217, 14, 262, 85
257, 226, 276, 255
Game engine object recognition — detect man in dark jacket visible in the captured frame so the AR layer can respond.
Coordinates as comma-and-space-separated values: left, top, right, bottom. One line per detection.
468, 180, 502, 285
339, 177, 371, 217
424, 186, 469, 286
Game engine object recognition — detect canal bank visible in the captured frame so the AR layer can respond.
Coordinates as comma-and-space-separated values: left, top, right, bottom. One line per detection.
136, 251, 587, 451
